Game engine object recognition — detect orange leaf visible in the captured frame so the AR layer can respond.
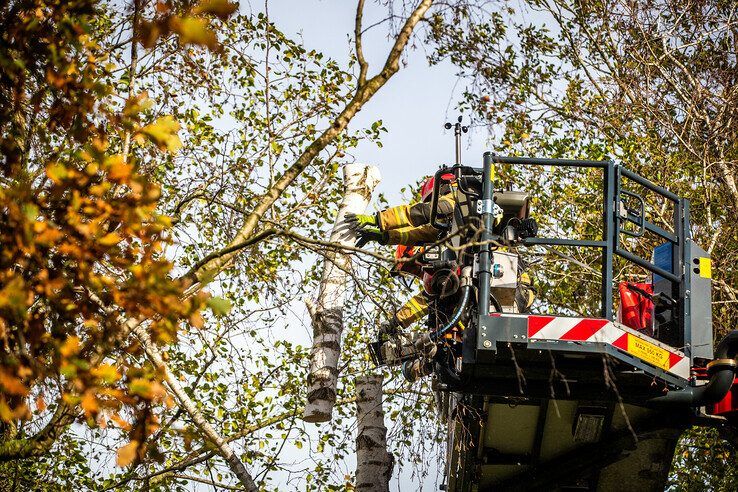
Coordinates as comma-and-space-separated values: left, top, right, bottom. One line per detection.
81, 391, 99, 416
60, 336, 81, 358
106, 155, 133, 182
116, 440, 140, 467
189, 312, 204, 329
111, 412, 132, 431
98, 232, 122, 247
35, 395, 46, 413
0, 369, 29, 397
35, 223, 63, 245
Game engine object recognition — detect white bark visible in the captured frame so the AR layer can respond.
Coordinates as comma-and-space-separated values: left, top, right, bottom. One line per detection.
355, 374, 393, 492
303, 164, 381, 423
132, 325, 257, 491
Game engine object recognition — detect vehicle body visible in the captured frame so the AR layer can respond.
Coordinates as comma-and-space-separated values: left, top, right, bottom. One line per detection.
384, 153, 738, 490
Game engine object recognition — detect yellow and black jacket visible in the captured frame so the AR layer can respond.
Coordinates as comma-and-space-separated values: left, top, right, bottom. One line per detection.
377, 192, 456, 246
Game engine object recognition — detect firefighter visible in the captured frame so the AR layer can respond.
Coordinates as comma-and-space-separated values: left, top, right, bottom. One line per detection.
348, 174, 535, 329
347, 173, 457, 337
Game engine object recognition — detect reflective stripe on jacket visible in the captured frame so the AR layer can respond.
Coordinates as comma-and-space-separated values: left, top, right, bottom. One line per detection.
378, 192, 456, 231
394, 293, 429, 328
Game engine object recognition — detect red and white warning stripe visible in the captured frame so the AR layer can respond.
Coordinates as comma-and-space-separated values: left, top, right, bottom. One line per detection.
526, 315, 689, 380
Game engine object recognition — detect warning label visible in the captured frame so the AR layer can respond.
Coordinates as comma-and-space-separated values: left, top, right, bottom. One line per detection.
628, 334, 670, 370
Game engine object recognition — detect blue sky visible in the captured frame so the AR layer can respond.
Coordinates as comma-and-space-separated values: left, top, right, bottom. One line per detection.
254, 0, 490, 204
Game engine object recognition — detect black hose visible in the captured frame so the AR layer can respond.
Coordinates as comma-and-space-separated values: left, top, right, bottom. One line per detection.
490, 293, 502, 313
431, 285, 471, 340
649, 330, 738, 406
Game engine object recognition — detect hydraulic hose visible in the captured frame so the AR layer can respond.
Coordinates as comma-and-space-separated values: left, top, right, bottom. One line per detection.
477, 152, 495, 318
430, 285, 471, 341
649, 330, 738, 406
430, 267, 473, 341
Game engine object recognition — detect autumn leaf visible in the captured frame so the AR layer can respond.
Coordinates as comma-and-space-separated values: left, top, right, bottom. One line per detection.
106, 155, 133, 181
98, 232, 122, 247
0, 276, 30, 317
123, 92, 154, 117
170, 16, 218, 50
0, 399, 27, 422
194, 0, 238, 20
139, 116, 182, 153
0, 399, 12, 423
189, 312, 205, 329
60, 336, 81, 358
90, 363, 121, 384
81, 391, 99, 416
111, 412, 133, 431
34, 222, 63, 245
129, 378, 167, 401
46, 162, 68, 183
0, 369, 29, 397
35, 395, 46, 413
116, 440, 140, 467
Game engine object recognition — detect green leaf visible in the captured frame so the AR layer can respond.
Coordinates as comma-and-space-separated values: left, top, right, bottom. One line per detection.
139, 116, 182, 153
207, 297, 232, 316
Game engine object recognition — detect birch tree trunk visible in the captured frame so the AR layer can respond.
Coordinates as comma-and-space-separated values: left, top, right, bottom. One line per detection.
303, 163, 381, 423
355, 374, 393, 492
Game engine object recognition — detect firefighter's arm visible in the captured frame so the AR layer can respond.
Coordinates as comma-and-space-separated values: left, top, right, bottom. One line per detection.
394, 293, 429, 328
385, 224, 439, 246
378, 193, 456, 230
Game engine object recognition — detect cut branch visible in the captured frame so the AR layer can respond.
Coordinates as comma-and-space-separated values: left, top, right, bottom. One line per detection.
303, 164, 381, 423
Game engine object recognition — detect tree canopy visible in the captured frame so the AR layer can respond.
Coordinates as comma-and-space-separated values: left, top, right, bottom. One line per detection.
1, 0, 737, 489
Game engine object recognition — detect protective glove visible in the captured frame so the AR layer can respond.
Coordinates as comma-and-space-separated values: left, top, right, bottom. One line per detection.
345, 212, 377, 231
355, 226, 386, 247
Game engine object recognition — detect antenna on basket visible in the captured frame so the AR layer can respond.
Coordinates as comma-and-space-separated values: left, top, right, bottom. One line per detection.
444, 115, 468, 166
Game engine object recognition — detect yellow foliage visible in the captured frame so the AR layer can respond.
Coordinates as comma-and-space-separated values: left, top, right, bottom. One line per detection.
171, 16, 218, 50
116, 440, 140, 467
0, 369, 29, 396
138, 116, 182, 153
46, 162, 68, 183
98, 232, 122, 247
60, 336, 81, 358
90, 363, 120, 384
